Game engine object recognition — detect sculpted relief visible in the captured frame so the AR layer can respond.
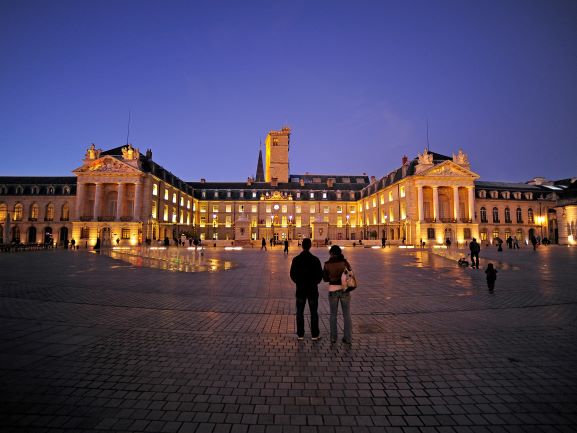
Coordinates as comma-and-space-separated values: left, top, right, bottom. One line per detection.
417, 148, 433, 165
85, 143, 102, 160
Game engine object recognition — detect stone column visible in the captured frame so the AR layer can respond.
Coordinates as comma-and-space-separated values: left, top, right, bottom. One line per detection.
116, 182, 124, 220
417, 186, 424, 221
432, 186, 439, 221
76, 182, 85, 220
93, 183, 102, 219
468, 187, 475, 222
133, 181, 142, 221
453, 187, 460, 222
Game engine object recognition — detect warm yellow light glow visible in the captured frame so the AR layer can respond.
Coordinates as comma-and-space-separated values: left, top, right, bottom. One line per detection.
433, 245, 447, 249
399, 245, 415, 249
224, 246, 243, 251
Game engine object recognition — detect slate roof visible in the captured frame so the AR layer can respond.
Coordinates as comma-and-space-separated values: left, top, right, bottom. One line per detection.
0, 177, 77, 195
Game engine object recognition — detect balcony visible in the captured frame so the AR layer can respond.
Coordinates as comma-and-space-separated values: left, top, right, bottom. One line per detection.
28, 217, 37, 221
505, 219, 512, 224
493, 219, 500, 223
97, 216, 115, 222
60, 217, 69, 222
44, 217, 53, 222
424, 218, 435, 223
80, 216, 93, 221
460, 218, 472, 223
120, 216, 133, 222
440, 218, 455, 223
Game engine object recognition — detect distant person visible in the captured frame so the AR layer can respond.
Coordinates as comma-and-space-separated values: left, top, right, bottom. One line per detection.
506, 236, 513, 249
323, 245, 353, 344
497, 238, 503, 252
290, 238, 322, 341
164, 237, 170, 247
70, 238, 76, 250
283, 239, 289, 255
270, 238, 274, 248
261, 237, 267, 251
513, 236, 520, 249
445, 238, 451, 249
485, 263, 498, 293
469, 238, 481, 269
381, 237, 386, 248
530, 235, 538, 251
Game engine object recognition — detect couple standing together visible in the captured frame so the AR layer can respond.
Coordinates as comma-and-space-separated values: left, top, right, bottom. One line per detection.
289, 238, 353, 344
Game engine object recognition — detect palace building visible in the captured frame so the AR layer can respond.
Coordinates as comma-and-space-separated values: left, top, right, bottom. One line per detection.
1, 127, 576, 247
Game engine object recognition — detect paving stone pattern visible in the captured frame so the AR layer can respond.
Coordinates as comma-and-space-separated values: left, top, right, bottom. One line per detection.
1, 244, 577, 433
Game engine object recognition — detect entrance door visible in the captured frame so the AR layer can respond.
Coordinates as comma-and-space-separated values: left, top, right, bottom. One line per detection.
44, 227, 53, 244
101, 227, 111, 247
28, 226, 37, 243
60, 227, 69, 246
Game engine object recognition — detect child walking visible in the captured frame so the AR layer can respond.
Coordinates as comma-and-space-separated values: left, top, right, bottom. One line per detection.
485, 263, 498, 292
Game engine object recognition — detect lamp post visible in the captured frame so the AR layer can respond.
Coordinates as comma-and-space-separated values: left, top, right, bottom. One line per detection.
345, 214, 350, 240
288, 215, 293, 240
383, 215, 388, 245
212, 213, 217, 240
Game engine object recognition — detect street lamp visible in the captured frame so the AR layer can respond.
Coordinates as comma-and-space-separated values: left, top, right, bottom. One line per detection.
383, 215, 388, 245
288, 215, 293, 240
212, 213, 217, 240
345, 214, 350, 240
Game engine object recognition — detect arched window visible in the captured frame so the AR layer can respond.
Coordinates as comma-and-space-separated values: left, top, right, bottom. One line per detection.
0, 203, 6, 221
14, 203, 23, 221
504, 208, 511, 223
45, 203, 54, 221
61, 203, 69, 221
492, 207, 499, 223
30, 203, 39, 220
516, 228, 523, 240
480, 207, 487, 223
480, 229, 487, 241
528, 208, 534, 224
492, 228, 500, 239
516, 207, 522, 223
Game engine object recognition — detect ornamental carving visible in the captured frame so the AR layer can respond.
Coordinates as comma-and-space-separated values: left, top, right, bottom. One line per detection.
429, 165, 463, 177
262, 191, 293, 201
417, 148, 433, 165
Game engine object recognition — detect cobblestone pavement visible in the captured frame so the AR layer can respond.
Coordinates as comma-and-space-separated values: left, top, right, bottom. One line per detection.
1, 244, 576, 433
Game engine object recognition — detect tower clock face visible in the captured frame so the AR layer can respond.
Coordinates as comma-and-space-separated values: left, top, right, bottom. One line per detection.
273, 204, 280, 210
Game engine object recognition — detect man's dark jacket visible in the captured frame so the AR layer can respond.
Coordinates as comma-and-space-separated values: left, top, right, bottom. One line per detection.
290, 250, 323, 298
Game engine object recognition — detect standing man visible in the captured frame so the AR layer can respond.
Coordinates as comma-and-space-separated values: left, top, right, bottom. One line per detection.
290, 238, 323, 341
261, 237, 267, 251
469, 237, 481, 269
283, 238, 289, 254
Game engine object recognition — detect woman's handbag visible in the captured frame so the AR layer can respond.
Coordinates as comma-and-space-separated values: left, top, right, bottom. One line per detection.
341, 268, 358, 292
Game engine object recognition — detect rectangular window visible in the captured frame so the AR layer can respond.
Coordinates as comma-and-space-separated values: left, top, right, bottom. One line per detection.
282, 205, 287, 213
187, 200, 191, 209
200, 216, 206, 227
389, 191, 393, 202
400, 186, 406, 198
80, 227, 90, 239
380, 194, 385, 205
296, 205, 301, 214
464, 228, 472, 239
172, 209, 177, 223
212, 205, 219, 213
239, 205, 245, 213
372, 198, 376, 208
322, 192, 327, 199
251, 205, 257, 213
226, 205, 232, 213
337, 216, 343, 227
310, 205, 316, 213
252, 192, 257, 198
336, 205, 342, 213
225, 215, 232, 228
323, 206, 329, 214
180, 197, 184, 206
323, 215, 329, 222
427, 228, 435, 240
121, 228, 130, 239
266, 205, 272, 213
200, 204, 207, 213
310, 192, 315, 199
296, 216, 302, 227
164, 189, 169, 200
151, 202, 157, 218
163, 205, 169, 221
152, 184, 158, 196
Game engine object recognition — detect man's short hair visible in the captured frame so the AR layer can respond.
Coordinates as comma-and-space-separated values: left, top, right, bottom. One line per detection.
301, 238, 312, 250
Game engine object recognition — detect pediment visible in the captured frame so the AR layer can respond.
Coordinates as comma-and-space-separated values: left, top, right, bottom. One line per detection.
73, 156, 142, 175
418, 161, 479, 179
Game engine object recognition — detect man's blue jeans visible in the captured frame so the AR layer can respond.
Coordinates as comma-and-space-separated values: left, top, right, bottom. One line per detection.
296, 293, 319, 338
329, 290, 352, 343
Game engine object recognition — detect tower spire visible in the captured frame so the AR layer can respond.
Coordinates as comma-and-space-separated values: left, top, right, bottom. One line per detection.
255, 142, 264, 182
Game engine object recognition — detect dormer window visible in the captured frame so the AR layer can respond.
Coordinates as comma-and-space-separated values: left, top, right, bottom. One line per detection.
214, 191, 219, 198
490, 191, 498, 199
513, 192, 521, 199
227, 191, 231, 198
16, 186, 23, 195
524, 192, 533, 200
201, 190, 206, 198
350, 192, 355, 200
0, 185, 6, 195
31, 186, 39, 194
501, 191, 510, 199
63, 186, 71, 195
478, 190, 486, 198
252, 191, 257, 198
310, 192, 315, 199
296, 192, 301, 199
322, 192, 327, 199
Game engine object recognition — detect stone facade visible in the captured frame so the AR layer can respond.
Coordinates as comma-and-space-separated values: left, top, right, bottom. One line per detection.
1, 129, 575, 247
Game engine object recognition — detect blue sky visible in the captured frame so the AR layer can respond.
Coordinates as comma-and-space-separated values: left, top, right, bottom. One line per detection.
1, 0, 576, 182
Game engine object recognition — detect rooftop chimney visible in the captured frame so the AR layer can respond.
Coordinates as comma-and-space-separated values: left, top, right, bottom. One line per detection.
271, 177, 278, 187
200, 178, 206, 184
402, 155, 408, 165
327, 178, 335, 188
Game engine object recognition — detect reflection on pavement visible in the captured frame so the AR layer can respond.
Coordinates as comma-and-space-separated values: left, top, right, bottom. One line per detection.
103, 247, 235, 272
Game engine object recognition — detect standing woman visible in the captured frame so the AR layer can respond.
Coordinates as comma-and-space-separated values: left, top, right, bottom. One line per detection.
323, 245, 353, 344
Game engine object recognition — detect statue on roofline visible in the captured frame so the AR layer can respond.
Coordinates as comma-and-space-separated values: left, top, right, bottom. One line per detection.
452, 148, 470, 166
122, 144, 140, 160
85, 143, 101, 160
417, 148, 433, 165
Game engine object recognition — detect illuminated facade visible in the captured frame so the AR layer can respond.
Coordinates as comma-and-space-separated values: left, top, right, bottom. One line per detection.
1, 127, 576, 247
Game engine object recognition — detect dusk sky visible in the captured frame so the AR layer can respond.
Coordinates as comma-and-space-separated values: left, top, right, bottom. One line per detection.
1, 0, 576, 183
